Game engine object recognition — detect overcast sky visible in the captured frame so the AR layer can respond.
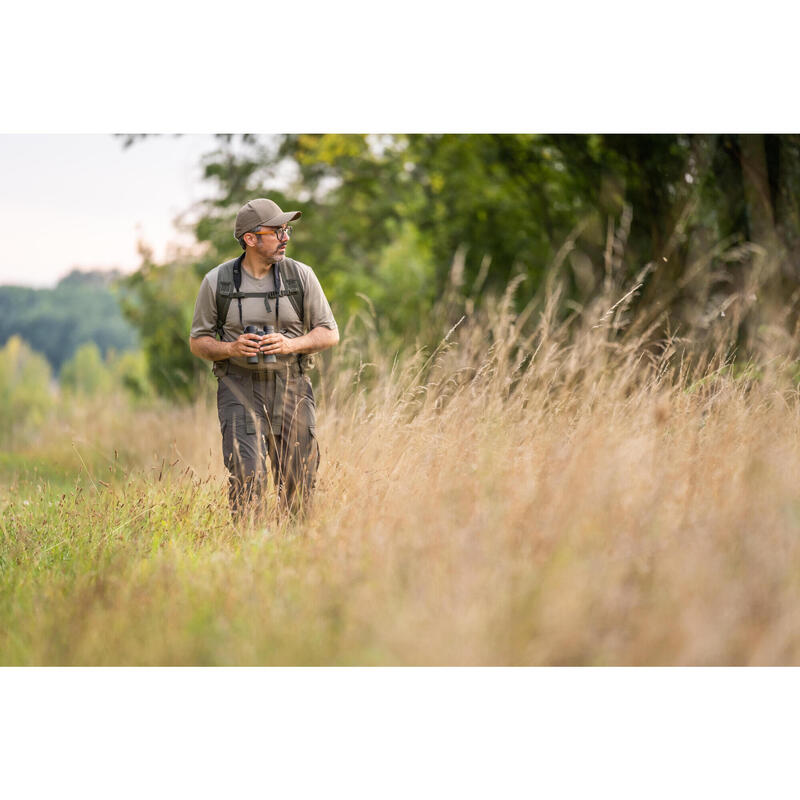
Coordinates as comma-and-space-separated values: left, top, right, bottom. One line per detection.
0, 134, 219, 287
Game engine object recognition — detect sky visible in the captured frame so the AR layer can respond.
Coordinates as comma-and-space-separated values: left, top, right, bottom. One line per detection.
0, 134, 219, 287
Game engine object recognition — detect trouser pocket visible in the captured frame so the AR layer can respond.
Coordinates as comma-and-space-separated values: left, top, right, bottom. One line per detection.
218, 375, 268, 513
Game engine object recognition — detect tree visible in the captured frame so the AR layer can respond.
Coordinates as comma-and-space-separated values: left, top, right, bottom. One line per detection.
118, 249, 207, 401
120, 133, 800, 399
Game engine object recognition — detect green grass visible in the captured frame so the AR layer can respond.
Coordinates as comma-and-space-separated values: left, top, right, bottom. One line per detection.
0, 451, 85, 493
0, 450, 398, 665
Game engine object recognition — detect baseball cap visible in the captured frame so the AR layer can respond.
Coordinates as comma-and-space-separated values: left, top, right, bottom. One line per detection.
234, 198, 302, 239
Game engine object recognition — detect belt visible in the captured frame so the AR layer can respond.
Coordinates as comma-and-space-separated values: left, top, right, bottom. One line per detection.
223, 359, 302, 379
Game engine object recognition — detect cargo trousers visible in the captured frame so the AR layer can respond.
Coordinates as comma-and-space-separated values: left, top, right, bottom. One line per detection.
215, 360, 320, 518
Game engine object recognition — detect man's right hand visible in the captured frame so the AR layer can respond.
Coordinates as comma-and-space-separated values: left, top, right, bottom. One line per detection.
227, 332, 264, 359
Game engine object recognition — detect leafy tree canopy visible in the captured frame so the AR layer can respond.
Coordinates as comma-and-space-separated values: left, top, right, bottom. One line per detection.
120, 134, 800, 400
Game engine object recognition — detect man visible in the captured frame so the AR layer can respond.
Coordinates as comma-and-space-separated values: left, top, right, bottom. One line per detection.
189, 198, 339, 519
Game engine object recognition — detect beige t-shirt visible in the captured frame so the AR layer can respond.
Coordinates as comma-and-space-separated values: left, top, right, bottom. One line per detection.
190, 257, 338, 370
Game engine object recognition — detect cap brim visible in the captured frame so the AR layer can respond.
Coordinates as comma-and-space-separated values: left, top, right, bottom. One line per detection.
263, 210, 302, 226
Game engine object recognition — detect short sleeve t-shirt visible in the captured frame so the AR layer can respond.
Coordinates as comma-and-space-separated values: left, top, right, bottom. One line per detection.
190, 257, 338, 370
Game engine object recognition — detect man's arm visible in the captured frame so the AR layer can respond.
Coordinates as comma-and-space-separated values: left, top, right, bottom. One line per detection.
190, 273, 258, 362
189, 327, 338, 362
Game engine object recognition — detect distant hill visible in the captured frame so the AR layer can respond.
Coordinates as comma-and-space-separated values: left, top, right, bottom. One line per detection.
56, 268, 127, 289
0, 269, 138, 372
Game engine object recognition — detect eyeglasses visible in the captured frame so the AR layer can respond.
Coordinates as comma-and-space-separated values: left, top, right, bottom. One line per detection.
253, 225, 293, 241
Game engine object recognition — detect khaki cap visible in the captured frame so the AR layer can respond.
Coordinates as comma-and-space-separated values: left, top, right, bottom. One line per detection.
234, 198, 302, 239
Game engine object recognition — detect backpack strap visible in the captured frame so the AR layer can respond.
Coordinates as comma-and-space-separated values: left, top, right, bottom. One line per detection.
278, 257, 305, 326
275, 257, 311, 374
214, 254, 243, 339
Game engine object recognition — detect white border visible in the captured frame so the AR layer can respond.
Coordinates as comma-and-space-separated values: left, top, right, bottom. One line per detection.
1, 668, 797, 798
3, 2, 800, 132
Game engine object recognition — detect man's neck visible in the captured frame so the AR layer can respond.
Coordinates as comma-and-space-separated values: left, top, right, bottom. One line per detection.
241, 251, 274, 279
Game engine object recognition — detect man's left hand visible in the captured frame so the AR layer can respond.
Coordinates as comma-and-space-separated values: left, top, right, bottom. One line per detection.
259, 332, 296, 355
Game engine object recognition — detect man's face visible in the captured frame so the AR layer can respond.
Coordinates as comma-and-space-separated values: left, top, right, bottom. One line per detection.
248, 226, 290, 262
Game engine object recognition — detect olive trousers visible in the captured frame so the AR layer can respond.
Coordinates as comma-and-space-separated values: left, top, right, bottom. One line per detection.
216, 361, 319, 518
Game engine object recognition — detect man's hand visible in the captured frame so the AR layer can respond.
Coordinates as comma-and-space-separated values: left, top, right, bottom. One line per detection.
227, 332, 264, 359
260, 332, 296, 356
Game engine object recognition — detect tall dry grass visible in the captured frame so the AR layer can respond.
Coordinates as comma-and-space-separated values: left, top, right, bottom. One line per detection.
3, 254, 800, 664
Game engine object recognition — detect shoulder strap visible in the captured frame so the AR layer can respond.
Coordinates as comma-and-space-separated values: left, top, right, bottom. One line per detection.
279, 257, 305, 326
214, 254, 244, 338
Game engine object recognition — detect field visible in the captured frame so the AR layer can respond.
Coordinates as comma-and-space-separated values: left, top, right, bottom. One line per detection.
3, 281, 800, 666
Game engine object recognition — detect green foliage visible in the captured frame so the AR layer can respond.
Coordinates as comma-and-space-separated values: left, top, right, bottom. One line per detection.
109, 349, 154, 399
370, 220, 437, 345
0, 336, 53, 446
59, 342, 112, 395
58, 344, 154, 400
185, 134, 712, 310
0, 269, 138, 373
118, 255, 207, 401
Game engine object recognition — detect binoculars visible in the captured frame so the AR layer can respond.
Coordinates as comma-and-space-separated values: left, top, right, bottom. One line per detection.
244, 324, 278, 366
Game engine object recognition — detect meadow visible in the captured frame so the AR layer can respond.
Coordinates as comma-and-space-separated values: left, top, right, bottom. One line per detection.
3, 274, 800, 665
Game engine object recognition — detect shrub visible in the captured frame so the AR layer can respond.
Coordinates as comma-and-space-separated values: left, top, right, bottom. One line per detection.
0, 336, 53, 446
60, 342, 112, 396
